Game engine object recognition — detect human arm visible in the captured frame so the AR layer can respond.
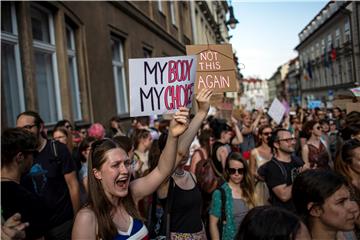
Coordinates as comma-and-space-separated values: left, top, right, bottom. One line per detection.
209, 189, 222, 240
209, 215, 220, 240
249, 149, 257, 180
176, 89, 212, 167
1, 213, 28, 240
301, 144, 310, 169
189, 150, 202, 174
272, 184, 293, 202
130, 108, 189, 202
230, 117, 243, 145
64, 171, 81, 214
72, 208, 97, 240
217, 146, 229, 170
251, 109, 263, 133
82, 176, 89, 194
265, 161, 292, 202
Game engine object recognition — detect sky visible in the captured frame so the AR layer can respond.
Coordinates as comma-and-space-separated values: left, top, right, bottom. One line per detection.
229, 1, 328, 79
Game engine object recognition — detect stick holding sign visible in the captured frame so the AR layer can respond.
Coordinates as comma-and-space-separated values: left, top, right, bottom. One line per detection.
129, 55, 197, 117
267, 98, 286, 125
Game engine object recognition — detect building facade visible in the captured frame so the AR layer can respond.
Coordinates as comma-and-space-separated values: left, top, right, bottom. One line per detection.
1, 1, 196, 128
287, 57, 301, 107
241, 78, 269, 109
295, 1, 360, 105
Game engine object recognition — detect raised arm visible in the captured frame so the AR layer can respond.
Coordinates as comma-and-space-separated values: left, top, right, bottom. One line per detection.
230, 116, 243, 145
251, 109, 263, 133
176, 89, 212, 167
130, 108, 189, 202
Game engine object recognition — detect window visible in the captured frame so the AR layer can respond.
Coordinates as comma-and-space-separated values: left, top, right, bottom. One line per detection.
143, 48, 152, 58
316, 43, 320, 57
335, 28, 340, 48
31, 4, 62, 123
170, 1, 176, 25
66, 23, 82, 121
344, 20, 351, 43
157, 0, 163, 13
111, 36, 128, 114
327, 34, 332, 50
311, 46, 314, 60
1, 2, 25, 126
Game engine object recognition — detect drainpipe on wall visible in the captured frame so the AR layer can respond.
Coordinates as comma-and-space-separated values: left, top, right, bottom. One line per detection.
190, 1, 197, 44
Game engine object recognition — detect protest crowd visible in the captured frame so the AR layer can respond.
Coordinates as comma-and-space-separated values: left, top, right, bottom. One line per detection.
1, 86, 360, 240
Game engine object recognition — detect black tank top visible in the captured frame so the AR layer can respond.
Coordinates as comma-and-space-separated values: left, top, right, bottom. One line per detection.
170, 174, 203, 233
212, 141, 225, 176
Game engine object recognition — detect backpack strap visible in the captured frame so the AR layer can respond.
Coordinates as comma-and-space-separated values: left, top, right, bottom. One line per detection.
271, 158, 287, 181
218, 187, 227, 237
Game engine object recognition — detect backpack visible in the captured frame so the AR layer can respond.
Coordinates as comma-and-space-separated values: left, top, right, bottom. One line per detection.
194, 150, 221, 194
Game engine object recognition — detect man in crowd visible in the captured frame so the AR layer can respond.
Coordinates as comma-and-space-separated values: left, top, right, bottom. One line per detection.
258, 128, 304, 213
1, 128, 50, 239
16, 111, 80, 240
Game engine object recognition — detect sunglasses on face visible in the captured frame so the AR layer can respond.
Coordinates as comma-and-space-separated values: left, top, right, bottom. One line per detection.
262, 132, 272, 136
228, 167, 245, 175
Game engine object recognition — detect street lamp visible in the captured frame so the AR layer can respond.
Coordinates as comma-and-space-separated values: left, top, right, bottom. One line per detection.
226, 5, 239, 29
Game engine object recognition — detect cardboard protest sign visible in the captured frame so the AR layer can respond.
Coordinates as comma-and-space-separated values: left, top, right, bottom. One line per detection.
346, 102, 360, 113
129, 55, 197, 117
186, 44, 237, 93
268, 98, 286, 125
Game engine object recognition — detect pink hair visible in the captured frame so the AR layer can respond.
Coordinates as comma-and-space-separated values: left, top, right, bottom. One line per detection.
88, 123, 105, 140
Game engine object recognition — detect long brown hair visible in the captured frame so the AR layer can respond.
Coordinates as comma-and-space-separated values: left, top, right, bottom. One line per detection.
87, 139, 141, 239
224, 152, 256, 208
334, 139, 360, 184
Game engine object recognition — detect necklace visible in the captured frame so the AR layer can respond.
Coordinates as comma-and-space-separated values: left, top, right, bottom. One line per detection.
173, 169, 186, 177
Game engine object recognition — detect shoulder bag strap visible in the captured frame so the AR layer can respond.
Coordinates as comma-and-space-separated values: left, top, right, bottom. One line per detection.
272, 159, 287, 181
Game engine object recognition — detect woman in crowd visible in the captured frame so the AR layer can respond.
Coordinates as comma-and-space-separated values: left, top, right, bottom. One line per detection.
71, 108, 189, 239
189, 129, 214, 174
209, 152, 255, 240
335, 138, 360, 239
156, 89, 213, 239
53, 126, 74, 153
77, 136, 96, 204
210, 117, 243, 177
292, 170, 359, 240
236, 206, 311, 240
132, 129, 153, 177
249, 125, 272, 206
301, 120, 331, 169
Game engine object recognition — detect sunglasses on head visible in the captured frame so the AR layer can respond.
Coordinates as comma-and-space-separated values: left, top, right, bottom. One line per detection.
227, 167, 245, 175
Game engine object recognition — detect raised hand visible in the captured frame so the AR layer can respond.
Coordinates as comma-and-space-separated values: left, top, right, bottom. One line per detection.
231, 116, 238, 127
169, 107, 190, 137
196, 88, 213, 113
